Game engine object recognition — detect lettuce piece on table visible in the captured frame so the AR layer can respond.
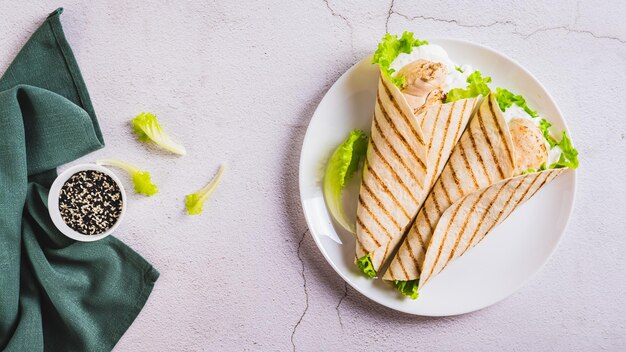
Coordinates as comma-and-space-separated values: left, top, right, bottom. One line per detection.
132, 112, 187, 155
97, 159, 158, 196
185, 164, 226, 215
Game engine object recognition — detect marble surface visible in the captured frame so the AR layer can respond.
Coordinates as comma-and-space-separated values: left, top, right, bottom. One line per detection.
2, 1, 625, 350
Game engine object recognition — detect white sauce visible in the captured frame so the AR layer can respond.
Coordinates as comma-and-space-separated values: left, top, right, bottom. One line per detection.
547, 145, 563, 166
501, 104, 538, 125
389, 44, 473, 93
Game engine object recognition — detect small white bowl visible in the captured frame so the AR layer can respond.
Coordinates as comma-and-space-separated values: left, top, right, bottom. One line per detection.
48, 163, 127, 242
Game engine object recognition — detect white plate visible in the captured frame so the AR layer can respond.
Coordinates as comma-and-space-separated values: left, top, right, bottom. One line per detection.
298, 38, 576, 316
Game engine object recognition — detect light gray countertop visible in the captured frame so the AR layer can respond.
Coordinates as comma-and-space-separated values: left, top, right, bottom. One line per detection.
2, 1, 625, 350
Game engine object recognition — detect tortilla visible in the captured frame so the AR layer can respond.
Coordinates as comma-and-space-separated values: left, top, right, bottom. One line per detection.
355, 71, 478, 273
418, 168, 564, 288
384, 93, 567, 286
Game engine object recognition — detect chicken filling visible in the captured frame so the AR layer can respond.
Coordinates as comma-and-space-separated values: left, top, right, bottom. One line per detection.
396, 59, 446, 115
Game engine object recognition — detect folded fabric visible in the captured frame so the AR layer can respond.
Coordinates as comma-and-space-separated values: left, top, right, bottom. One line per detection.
0, 9, 159, 351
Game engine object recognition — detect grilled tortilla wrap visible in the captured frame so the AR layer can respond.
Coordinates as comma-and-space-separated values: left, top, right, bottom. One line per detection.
418, 168, 564, 288
384, 93, 567, 288
355, 71, 478, 275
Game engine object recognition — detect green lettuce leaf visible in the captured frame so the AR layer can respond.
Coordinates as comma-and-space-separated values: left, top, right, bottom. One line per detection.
132, 112, 187, 155
455, 65, 464, 73
372, 32, 428, 87
185, 164, 226, 215
539, 118, 558, 148
494, 88, 538, 118
323, 130, 368, 233
356, 254, 377, 278
97, 159, 158, 196
550, 131, 579, 169
393, 280, 419, 299
445, 71, 492, 103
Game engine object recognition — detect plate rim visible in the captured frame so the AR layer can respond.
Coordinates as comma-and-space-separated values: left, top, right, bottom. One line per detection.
298, 37, 577, 316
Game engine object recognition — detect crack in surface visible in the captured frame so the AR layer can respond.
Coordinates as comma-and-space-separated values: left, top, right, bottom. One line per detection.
290, 229, 309, 352
392, 11, 516, 30
323, 0, 356, 57
335, 282, 348, 330
387, 8, 626, 45
385, 0, 395, 33
522, 25, 626, 44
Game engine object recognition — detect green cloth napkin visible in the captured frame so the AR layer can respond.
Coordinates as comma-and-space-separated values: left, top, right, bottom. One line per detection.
0, 9, 159, 351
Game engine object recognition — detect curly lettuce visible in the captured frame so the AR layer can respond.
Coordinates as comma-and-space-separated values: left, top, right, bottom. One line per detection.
445, 71, 492, 103
372, 32, 428, 87
538, 120, 578, 169
132, 112, 187, 155
494, 88, 538, 118
97, 159, 158, 196
323, 130, 368, 233
356, 254, 377, 278
538, 118, 558, 148
550, 131, 579, 169
394, 279, 419, 300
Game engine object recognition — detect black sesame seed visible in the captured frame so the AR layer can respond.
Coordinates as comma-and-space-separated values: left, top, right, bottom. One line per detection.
58, 170, 123, 235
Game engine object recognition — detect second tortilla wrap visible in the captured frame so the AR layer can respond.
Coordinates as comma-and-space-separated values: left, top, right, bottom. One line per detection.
355, 72, 478, 275
384, 93, 568, 288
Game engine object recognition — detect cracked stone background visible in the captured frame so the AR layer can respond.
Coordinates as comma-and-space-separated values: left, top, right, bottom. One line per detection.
1, 0, 625, 351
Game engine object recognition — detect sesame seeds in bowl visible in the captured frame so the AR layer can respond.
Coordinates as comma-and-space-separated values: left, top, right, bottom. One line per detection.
49, 164, 127, 242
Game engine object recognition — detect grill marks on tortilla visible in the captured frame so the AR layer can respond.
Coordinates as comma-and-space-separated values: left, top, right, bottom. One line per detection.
385, 96, 516, 282
376, 96, 426, 170
355, 76, 429, 268
358, 196, 393, 241
418, 169, 564, 287
361, 182, 401, 233
477, 108, 505, 180
447, 183, 495, 259
420, 180, 511, 284
404, 231, 422, 274
381, 78, 425, 147
369, 138, 420, 204
427, 100, 458, 191
382, 98, 479, 281
456, 139, 480, 189
366, 163, 411, 220
467, 126, 492, 185
423, 195, 469, 282
425, 104, 443, 154
461, 180, 519, 257
372, 119, 423, 189
488, 97, 515, 169
356, 216, 380, 251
